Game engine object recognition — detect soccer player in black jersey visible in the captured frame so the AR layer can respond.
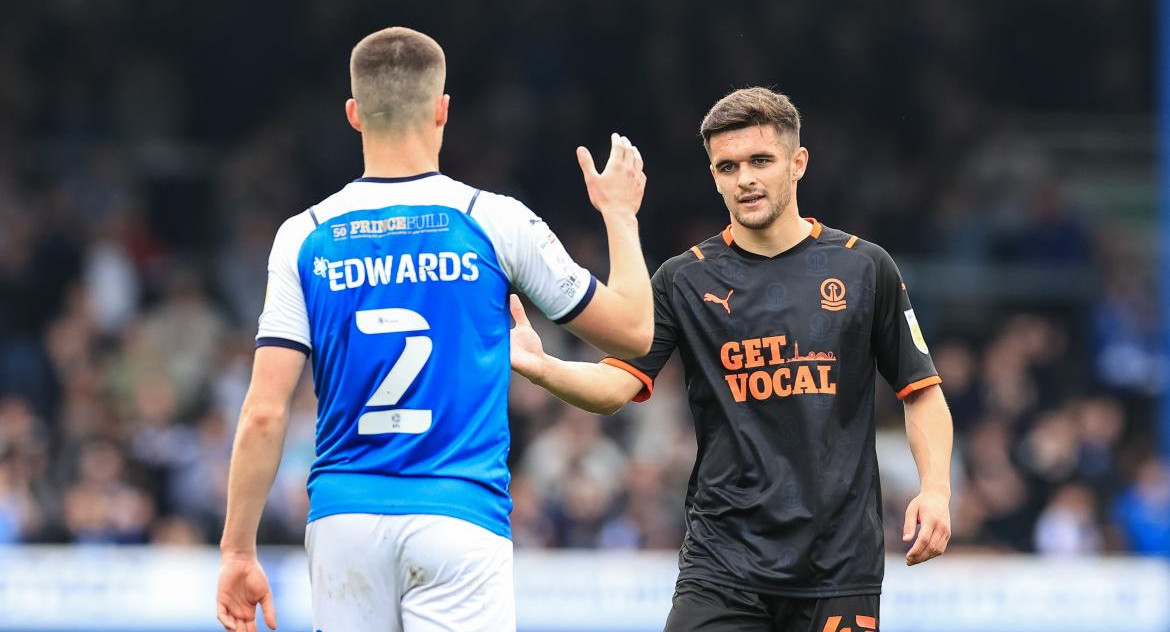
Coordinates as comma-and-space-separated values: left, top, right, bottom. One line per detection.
509, 87, 954, 632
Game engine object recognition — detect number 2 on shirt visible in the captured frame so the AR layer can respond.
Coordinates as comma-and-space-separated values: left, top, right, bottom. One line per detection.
354, 308, 432, 434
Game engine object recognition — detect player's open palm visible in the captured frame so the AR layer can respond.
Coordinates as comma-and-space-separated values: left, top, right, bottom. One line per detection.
903, 490, 951, 565
509, 294, 547, 382
577, 132, 646, 218
216, 556, 277, 632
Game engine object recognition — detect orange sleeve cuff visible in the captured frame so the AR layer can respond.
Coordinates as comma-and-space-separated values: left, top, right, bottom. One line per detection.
896, 375, 942, 400
600, 358, 654, 403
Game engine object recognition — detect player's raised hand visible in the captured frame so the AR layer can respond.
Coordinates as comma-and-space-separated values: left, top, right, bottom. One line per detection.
902, 490, 951, 565
577, 133, 647, 218
217, 555, 278, 632
508, 294, 548, 382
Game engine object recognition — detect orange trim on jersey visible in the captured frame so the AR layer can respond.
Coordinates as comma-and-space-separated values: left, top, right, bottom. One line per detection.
807, 217, 822, 239
723, 218, 820, 246
690, 245, 705, 260
600, 357, 654, 403
896, 375, 942, 400
845, 235, 859, 249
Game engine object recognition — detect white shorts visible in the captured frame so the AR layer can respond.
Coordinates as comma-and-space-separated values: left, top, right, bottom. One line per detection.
305, 513, 515, 632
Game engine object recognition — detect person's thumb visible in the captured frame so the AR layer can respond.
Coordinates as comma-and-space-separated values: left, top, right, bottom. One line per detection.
903, 499, 919, 542
509, 294, 530, 328
576, 146, 597, 178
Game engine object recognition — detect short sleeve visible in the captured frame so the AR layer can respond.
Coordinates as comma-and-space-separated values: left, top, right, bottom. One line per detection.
256, 214, 313, 354
601, 264, 680, 402
871, 248, 941, 399
471, 194, 596, 323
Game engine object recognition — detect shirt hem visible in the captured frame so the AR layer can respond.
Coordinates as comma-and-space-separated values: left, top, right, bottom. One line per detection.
552, 274, 598, 324
896, 374, 942, 399
307, 472, 511, 540
308, 504, 512, 540
678, 570, 882, 598
256, 336, 310, 355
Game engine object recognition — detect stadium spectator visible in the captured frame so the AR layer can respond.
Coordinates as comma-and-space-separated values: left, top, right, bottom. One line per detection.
1113, 458, 1170, 557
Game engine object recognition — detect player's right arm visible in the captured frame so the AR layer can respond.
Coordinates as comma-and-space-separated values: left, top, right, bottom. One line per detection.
509, 295, 643, 414
217, 212, 313, 632
217, 346, 303, 632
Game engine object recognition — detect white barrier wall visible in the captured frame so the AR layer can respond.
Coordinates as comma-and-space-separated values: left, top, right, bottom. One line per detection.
0, 547, 1166, 632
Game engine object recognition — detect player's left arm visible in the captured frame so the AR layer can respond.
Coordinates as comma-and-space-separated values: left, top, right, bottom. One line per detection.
217, 345, 306, 631
865, 242, 953, 566
901, 383, 954, 566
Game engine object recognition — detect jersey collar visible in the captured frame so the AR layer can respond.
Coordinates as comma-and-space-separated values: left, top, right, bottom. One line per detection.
354, 172, 441, 183
721, 218, 822, 258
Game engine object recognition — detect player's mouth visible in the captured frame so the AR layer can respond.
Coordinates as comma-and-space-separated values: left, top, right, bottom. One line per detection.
737, 193, 766, 208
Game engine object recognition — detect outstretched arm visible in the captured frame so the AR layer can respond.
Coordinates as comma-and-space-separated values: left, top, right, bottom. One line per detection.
217, 345, 305, 631
901, 384, 953, 566
510, 295, 644, 414
561, 134, 653, 359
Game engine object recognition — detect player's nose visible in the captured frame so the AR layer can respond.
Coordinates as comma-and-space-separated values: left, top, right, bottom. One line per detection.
737, 171, 758, 189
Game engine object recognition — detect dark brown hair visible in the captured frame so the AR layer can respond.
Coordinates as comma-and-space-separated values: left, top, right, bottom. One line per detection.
699, 87, 801, 151
350, 27, 446, 132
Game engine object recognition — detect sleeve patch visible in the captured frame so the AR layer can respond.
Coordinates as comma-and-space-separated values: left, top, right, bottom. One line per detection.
904, 309, 930, 354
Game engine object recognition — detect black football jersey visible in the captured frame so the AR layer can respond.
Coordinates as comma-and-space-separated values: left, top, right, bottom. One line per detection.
602, 219, 940, 597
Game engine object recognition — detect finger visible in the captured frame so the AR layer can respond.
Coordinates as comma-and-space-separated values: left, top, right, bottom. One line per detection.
902, 501, 919, 542
261, 591, 277, 630
609, 132, 627, 168
632, 145, 643, 172
245, 615, 257, 632
906, 523, 935, 565
920, 527, 944, 562
509, 294, 531, 328
576, 146, 597, 177
620, 136, 634, 167
927, 522, 951, 559
217, 604, 238, 632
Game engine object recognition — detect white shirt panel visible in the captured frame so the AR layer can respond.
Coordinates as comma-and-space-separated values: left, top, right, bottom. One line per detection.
256, 212, 315, 348
468, 189, 594, 323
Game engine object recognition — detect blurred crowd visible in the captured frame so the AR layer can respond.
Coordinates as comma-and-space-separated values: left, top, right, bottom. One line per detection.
0, 0, 1165, 558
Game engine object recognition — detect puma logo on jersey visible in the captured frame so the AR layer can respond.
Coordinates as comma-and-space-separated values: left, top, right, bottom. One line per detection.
703, 289, 734, 314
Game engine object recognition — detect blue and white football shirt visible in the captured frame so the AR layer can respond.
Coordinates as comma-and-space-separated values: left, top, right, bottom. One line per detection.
256, 172, 596, 539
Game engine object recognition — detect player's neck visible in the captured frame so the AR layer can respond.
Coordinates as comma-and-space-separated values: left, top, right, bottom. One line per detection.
361, 132, 441, 179
731, 205, 811, 257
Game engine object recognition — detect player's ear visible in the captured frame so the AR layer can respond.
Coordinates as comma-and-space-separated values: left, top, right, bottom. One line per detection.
345, 98, 362, 133
792, 146, 809, 181
435, 94, 450, 128
709, 164, 721, 194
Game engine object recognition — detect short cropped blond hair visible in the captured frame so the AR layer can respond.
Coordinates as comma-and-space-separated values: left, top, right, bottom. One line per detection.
350, 27, 446, 133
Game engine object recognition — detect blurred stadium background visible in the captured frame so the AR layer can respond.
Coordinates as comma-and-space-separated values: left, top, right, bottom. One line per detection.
0, 1, 1166, 631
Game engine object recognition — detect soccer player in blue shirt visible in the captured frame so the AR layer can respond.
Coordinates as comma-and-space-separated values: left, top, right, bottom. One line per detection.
215, 26, 652, 632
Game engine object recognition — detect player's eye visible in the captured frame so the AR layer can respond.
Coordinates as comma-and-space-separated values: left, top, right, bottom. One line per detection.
752, 157, 771, 166
717, 163, 736, 173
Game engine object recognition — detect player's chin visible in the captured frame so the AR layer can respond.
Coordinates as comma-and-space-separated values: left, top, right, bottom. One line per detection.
733, 206, 779, 230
